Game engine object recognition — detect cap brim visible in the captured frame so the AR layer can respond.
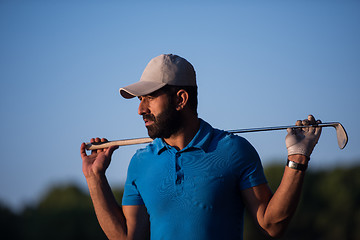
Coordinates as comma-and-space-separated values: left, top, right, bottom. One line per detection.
119, 81, 167, 99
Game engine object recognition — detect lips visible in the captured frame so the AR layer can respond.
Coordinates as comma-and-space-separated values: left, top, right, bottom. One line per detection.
144, 118, 154, 126
143, 115, 156, 126
145, 120, 154, 127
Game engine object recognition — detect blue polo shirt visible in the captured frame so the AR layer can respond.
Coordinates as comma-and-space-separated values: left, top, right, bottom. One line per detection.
122, 119, 267, 240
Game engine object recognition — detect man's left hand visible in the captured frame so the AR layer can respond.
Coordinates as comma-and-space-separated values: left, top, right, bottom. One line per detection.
286, 114, 322, 158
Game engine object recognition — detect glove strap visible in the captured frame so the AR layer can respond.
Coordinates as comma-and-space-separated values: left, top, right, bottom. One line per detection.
287, 159, 308, 171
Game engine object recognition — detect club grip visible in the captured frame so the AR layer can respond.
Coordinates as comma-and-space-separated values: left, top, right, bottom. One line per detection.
85, 137, 153, 150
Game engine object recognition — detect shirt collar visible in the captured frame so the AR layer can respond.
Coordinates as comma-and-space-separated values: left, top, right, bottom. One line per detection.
153, 118, 214, 154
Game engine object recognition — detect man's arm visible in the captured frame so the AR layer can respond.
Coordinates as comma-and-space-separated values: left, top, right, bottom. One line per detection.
81, 138, 150, 240
241, 154, 307, 238
241, 115, 321, 238
86, 173, 150, 240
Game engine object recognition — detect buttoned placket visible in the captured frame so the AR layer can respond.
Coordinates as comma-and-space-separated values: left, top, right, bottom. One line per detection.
174, 151, 184, 187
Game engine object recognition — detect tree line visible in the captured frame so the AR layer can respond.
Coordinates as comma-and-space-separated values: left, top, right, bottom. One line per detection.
1, 163, 359, 240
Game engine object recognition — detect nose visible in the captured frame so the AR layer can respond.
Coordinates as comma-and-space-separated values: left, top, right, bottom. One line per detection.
138, 98, 150, 115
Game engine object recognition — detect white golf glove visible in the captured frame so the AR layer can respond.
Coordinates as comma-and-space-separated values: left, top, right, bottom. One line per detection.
286, 115, 322, 158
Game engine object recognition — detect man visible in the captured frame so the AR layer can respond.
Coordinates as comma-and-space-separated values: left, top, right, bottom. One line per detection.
80, 54, 321, 240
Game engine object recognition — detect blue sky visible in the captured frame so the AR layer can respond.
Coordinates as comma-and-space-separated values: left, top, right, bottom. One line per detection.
1, 0, 359, 211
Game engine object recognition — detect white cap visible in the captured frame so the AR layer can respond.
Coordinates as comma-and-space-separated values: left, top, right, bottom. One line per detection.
120, 54, 196, 99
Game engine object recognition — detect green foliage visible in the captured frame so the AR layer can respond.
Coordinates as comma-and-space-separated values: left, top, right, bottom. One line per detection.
244, 163, 360, 240
0, 201, 22, 239
0, 184, 124, 240
296, 166, 360, 240
20, 184, 105, 240
0, 164, 359, 239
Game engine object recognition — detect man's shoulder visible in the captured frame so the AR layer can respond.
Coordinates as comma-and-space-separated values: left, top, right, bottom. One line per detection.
133, 140, 160, 157
208, 125, 254, 152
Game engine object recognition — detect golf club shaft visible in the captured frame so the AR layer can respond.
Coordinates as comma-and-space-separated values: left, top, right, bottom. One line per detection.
85, 122, 346, 150
228, 122, 338, 134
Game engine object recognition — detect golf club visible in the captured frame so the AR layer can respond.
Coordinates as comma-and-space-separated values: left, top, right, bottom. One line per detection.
85, 122, 348, 151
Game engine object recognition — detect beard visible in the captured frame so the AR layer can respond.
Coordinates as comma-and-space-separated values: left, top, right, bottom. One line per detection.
143, 101, 183, 139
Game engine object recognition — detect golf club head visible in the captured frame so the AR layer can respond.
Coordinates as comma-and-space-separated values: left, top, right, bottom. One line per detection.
333, 123, 348, 149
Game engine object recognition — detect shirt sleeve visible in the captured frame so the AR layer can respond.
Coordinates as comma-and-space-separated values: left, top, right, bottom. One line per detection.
231, 135, 268, 191
122, 153, 145, 206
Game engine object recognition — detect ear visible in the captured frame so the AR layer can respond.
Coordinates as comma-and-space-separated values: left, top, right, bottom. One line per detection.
175, 89, 189, 111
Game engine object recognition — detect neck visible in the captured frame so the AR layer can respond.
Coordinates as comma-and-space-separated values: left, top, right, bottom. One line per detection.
163, 114, 200, 151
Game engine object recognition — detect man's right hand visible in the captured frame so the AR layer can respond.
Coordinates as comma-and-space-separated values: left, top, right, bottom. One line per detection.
80, 138, 119, 179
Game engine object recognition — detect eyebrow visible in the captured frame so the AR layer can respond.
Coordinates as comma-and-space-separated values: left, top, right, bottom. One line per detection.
142, 89, 166, 98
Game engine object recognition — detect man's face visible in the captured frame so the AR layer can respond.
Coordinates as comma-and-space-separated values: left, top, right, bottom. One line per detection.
138, 90, 182, 139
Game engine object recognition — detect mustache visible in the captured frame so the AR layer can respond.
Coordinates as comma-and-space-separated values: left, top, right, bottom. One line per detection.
143, 114, 156, 122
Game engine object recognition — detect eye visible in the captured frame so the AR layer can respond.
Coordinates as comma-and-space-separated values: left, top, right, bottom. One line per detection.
138, 96, 154, 102
147, 96, 155, 100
